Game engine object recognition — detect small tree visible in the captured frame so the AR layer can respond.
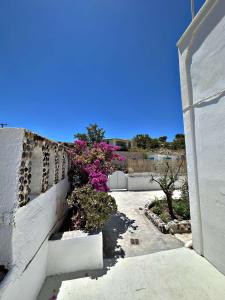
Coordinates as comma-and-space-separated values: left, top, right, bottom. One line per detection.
172, 133, 185, 150
133, 134, 151, 149
74, 123, 105, 145
150, 160, 184, 219
149, 138, 160, 149
159, 136, 167, 143
74, 133, 88, 141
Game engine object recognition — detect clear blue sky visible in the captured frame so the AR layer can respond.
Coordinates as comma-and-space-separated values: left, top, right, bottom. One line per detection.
0, 0, 205, 142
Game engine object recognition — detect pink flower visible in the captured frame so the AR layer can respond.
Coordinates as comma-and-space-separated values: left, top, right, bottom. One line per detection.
75, 140, 87, 150
70, 140, 122, 191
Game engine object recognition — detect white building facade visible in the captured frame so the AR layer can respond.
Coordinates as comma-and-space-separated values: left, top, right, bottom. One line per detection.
178, 0, 225, 275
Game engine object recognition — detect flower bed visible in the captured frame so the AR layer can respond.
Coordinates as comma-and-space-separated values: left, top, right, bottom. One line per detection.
145, 199, 191, 234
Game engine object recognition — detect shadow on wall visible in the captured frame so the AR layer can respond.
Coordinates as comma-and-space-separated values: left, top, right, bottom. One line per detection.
38, 212, 137, 300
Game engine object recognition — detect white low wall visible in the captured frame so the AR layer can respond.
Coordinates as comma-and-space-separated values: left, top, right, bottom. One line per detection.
0, 178, 70, 300
108, 171, 184, 191
47, 231, 103, 276
0, 241, 48, 300
127, 174, 160, 191
128, 174, 184, 191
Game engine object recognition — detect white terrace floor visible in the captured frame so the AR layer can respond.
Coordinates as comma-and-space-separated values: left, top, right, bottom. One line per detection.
38, 191, 225, 300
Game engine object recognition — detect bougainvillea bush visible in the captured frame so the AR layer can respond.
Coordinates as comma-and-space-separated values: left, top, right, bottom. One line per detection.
67, 185, 117, 232
66, 140, 124, 231
68, 140, 125, 192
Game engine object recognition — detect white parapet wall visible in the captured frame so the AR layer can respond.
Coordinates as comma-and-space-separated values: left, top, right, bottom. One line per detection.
127, 174, 184, 191
47, 231, 103, 276
0, 128, 70, 300
108, 171, 184, 191
177, 0, 225, 274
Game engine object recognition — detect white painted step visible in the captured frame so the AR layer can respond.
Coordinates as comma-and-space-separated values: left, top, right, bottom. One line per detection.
38, 248, 225, 300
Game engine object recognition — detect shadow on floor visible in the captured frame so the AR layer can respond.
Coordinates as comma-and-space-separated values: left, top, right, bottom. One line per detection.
103, 211, 138, 259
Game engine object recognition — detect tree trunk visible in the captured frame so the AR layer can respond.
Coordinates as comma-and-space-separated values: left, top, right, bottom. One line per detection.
166, 192, 176, 220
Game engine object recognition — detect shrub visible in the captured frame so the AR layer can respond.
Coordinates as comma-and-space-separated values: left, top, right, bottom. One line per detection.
173, 200, 190, 220
67, 185, 117, 232
160, 211, 169, 223
68, 166, 88, 190
152, 200, 164, 215
150, 198, 190, 222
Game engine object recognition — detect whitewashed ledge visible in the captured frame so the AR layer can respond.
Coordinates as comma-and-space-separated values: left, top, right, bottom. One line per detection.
47, 230, 103, 276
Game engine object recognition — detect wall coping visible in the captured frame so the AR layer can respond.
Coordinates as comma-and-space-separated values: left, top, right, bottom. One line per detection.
177, 0, 216, 48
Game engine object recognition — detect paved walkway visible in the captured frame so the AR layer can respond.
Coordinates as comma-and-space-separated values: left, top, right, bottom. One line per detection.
103, 191, 182, 258
37, 191, 225, 300
47, 248, 225, 300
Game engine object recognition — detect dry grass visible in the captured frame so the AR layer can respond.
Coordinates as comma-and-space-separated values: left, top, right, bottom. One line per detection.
127, 159, 187, 175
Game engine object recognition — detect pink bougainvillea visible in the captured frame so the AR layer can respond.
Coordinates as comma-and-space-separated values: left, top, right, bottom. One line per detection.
68, 141, 125, 192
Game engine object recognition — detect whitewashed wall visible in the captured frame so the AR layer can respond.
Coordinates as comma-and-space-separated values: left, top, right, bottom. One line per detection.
178, 0, 225, 274
108, 171, 183, 191
0, 128, 70, 300
127, 174, 184, 191
0, 128, 24, 267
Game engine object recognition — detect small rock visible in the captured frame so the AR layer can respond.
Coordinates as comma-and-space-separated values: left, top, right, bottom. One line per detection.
185, 240, 193, 249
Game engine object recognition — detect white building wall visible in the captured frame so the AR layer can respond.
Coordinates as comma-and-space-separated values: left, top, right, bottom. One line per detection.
178, 0, 225, 274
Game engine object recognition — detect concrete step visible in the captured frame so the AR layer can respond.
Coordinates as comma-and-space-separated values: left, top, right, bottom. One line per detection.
38, 248, 225, 300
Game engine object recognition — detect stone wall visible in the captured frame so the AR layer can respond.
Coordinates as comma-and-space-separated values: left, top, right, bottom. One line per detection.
0, 128, 70, 300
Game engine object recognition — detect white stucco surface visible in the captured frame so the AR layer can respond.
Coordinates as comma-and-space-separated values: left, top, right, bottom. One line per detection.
0, 179, 70, 300
0, 128, 24, 266
12, 178, 69, 270
127, 175, 160, 191
108, 171, 184, 191
108, 171, 128, 190
127, 174, 183, 191
0, 128, 71, 300
0, 241, 48, 300
40, 248, 225, 300
47, 231, 103, 276
178, 0, 225, 274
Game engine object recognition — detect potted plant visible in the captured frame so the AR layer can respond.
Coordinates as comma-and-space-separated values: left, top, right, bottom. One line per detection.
47, 137, 124, 276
